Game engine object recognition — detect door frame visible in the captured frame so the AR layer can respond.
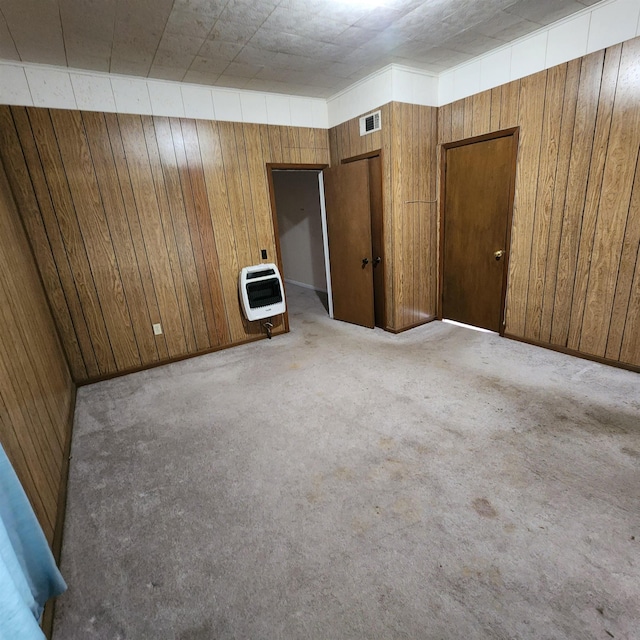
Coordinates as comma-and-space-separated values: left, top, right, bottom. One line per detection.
266, 163, 329, 331
438, 127, 519, 336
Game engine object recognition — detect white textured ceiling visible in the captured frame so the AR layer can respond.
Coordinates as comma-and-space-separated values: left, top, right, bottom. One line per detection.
0, 0, 604, 98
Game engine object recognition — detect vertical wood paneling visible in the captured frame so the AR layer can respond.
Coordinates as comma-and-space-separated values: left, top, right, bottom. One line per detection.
439, 36, 640, 368
524, 65, 566, 341
0, 107, 89, 380
380, 103, 395, 327
179, 119, 229, 345
606, 154, 640, 360
50, 109, 140, 371
153, 117, 210, 353
620, 247, 640, 364
390, 103, 405, 328
472, 90, 492, 136
506, 70, 547, 337
0, 156, 75, 544
104, 112, 170, 361
550, 51, 605, 346
118, 114, 188, 359
401, 103, 415, 327
28, 107, 117, 374
490, 87, 502, 131
451, 100, 465, 140
195, 119, 242, 343
0, 107, 329, 381
463, 96, 474, 138
82, 111, 160, 365
142, 117, 197, 354
234, 122, 261, 264
539, 58, 581, 343
329, 101, 439, 331
568, 45, 622, 352
579, 39, 640, 357
500, 80, 521, 129
439, 103, 452, 146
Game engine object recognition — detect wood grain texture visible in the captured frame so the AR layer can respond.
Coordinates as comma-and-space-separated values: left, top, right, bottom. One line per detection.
505, 70, 547, 337
329, 102, 438, 331
439, 36, 640, 368
550, 51, 605, 347
568, 45, 622, 353
539, 58, 581, 344
579, 39, 640, 357
0, 106, 329, 381
0, 156, 75, 545
524, 65, 566, 341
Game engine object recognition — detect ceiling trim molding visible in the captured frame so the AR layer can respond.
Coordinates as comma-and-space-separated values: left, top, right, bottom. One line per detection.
438, 0, 640, 106
325, 64, 439, 128
1, 0, 638, 129
0, 60, 329, 129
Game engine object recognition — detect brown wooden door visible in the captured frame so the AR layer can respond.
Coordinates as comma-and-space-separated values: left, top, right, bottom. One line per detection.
324, 160, 375, 328
442, 134, 516, 332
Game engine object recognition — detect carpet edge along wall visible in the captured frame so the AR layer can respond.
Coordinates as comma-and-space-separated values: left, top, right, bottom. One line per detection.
0, 107, 329, 382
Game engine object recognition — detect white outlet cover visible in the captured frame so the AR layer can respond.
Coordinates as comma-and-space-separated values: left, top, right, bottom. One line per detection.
153, 323, 163, 335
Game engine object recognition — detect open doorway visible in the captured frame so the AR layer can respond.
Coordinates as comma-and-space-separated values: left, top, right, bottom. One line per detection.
268, 167, 332, 324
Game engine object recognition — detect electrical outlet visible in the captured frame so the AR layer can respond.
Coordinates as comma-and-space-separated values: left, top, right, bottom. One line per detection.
152, 323, 163, 335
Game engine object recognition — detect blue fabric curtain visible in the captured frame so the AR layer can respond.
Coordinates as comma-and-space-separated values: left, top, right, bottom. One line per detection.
0, 444, 66, 640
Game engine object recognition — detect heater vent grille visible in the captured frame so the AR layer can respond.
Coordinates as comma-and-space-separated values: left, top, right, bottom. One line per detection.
359, 110, 381, 136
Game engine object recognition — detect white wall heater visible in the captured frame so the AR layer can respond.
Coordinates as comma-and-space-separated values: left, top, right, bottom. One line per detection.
239, 263, 286, 322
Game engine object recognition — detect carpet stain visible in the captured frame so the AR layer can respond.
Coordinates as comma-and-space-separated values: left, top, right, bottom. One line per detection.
621, 446, 639, 459
178, 619, 215, 640
472, 497, 498, 518
384, 458, 409, 481
462, 563, 503, 586
334, 466, 354, 481
289, 362, 301, 369
379, 436, 395, 450
392, 497, 420, 523
306, 474, 324, 504
352, 516, 372, 535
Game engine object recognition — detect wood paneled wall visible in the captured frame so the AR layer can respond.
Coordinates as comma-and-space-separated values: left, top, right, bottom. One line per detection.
0, 106, 329, 382
0, 156, 75, 544
439, 37, 640, 368
329, 102, 438, 331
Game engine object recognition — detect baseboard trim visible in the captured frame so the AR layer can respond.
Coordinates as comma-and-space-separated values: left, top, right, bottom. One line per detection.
77, 328, 288, 386
503, 333, 640, 373
41, 383, 77, 639
385, 316, 436, 334
284, 278, 327, 293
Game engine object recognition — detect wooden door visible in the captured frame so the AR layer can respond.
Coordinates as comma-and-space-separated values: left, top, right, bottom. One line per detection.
442, 134, 516, 332
324, 160, 375, 328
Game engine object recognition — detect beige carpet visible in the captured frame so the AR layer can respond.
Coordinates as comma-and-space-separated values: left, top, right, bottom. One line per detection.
54, 284, 640, 639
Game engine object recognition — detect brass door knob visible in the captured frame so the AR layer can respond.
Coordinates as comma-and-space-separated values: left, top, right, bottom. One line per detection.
494, 250, 505, 260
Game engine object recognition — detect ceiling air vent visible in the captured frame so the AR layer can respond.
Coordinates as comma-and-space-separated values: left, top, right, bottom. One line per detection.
359, 110, 381, 136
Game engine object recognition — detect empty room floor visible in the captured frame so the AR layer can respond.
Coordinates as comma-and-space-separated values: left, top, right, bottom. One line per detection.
54, 285, 639, 640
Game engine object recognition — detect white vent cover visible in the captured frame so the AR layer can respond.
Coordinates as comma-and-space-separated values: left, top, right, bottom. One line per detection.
359, 110, 381, 136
